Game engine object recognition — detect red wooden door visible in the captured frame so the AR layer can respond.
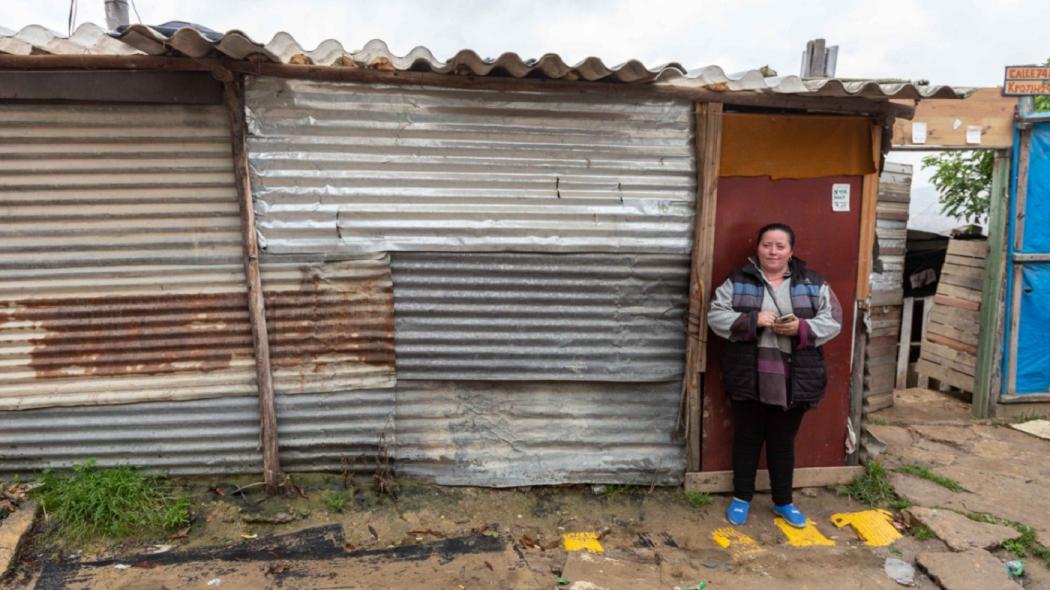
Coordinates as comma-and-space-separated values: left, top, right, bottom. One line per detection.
701, 175, 861, 470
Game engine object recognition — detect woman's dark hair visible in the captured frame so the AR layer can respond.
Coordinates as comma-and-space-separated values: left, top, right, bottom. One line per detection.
756, 223, 796, 248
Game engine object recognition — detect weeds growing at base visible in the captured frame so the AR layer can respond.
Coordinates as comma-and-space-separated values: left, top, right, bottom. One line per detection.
893, 465, 967, 493
685, 491, 713, 508
962, 511, 1050, 568
840, 461, 900, 507
34, 460, 190, 541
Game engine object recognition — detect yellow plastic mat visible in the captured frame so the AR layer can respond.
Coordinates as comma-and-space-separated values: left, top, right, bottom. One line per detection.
773, 518, 836, 547
831, 509, 902, 547
562, 532, 604, 553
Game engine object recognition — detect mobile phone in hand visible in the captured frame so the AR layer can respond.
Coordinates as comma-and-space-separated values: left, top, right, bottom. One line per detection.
775, 313, 797, 324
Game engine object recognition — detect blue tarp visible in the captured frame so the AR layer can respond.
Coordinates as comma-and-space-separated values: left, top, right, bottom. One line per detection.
1004, 122, 1050, 395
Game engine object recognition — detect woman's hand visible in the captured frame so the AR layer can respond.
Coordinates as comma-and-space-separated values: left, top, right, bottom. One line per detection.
756, 311, 778, 329
771, 317, 800, 336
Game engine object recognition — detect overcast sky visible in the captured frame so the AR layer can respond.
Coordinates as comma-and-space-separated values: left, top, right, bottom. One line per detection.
3, 0, 1046, 233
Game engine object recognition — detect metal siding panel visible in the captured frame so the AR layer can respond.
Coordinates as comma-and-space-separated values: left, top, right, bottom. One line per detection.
245, 77, 697, 254
0, 389, 397, 476
0, 396, 263, 475
0, 103, 395, 410
391, 252, 688, 381
394, 380, 684, 486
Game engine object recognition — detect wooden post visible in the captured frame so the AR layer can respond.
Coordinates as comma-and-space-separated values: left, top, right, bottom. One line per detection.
222, 74, 282, 491
847, 304, 866, 465
895, 297, 915, 390
856, 122, 884, 300
1007, 128, 1033, 396
682, 102, 724, 472
972, 151, 1012, 417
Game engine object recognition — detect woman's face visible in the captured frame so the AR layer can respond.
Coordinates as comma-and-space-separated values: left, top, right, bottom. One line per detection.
756, 230, 793, 274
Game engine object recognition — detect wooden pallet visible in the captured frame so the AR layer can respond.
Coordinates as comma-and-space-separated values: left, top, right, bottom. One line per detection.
916, 238, 988, 394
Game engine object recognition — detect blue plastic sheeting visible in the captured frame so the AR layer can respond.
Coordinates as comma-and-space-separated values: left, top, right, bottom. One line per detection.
1004, 122, 1050, 395
1022, 125, 1050, 253
1016, 264, 1050, 393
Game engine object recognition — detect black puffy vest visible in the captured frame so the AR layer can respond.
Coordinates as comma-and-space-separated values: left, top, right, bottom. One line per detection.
720, 259, 829, 406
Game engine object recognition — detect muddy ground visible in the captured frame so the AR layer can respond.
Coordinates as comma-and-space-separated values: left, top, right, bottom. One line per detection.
2, 387, 1048, 589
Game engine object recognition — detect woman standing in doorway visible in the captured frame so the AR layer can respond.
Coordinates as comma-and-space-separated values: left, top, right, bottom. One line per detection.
707, 223, 843, 528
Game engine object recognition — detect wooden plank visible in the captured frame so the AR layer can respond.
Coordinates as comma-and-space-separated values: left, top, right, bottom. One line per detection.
942, 263, 985, 281
927, 333, 979, 355
870, 290, 904, 306
684, 466, 864, 493
0, 70, 223, 104
940, 270, 986, 289
927, 322, 979, 348
891, 87, 1015, 150
947, 238, 989, 259
849, 305, 866, 465
973, 151, 1011, 418
865, 370, 896, 395
916, 359, 975, 391
682, 102, 723, 472
856, 122, 883, 300
931, 306, 980, 333
934, 294, 981, 311
945, 253, 987, 269
864, 392, 895, 413
921, 296, 935, 342
922, 339, 978, 367
224, 76, 282, 492
896, 298, 915, 389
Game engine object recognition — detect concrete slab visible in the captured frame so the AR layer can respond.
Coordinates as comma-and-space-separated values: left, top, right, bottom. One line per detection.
0, 501, 36, 575
905, 507, 1019, 551
1011, 419, 1050, 441
917, 549, 1021, 590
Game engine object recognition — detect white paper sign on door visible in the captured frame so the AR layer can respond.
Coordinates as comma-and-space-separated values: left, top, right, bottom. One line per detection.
832, 184, 851, 212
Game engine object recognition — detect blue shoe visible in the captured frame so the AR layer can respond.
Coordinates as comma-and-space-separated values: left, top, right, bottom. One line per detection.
773, 503, 807, 528
726, 498, 750, 526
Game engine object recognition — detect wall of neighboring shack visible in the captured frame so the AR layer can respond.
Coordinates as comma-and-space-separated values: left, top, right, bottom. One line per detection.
0, 76, 694, 485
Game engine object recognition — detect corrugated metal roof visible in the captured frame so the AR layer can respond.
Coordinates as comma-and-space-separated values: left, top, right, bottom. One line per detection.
391, 252, 688, 381
246, 77, 697, 254
0, 23, 968, 99
395, 380, 684, 487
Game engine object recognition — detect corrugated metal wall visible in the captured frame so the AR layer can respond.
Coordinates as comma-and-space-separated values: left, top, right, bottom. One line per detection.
0, 390, 395, 475
245, 77, 696, 254
392, 252, 688, 381
0, 103, 256, 410
395, 380, 683, 486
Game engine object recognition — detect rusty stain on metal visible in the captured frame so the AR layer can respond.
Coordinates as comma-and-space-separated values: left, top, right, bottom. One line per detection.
0, 293, 251, 379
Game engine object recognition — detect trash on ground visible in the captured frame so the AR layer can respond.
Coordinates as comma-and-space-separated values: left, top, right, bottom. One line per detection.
207, 578, 222, 586
883, 557, 915, 586
1006, 559, 1025, 579
562, 532, 604, 553
112, 564, 130, 570
241, 533, 258, 540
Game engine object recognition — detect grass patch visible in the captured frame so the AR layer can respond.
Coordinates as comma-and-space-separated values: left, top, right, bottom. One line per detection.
324, 490, 350, 513
912, 524, 936, 541
866, 417, 889, 426
841, 461, 898, 507
685, 491, 713, 509
598, 484, 638, 498
961, 512, 1050, 568
34, 460, 190, 541
893, 465, 967, 493
889, 498, 913, 511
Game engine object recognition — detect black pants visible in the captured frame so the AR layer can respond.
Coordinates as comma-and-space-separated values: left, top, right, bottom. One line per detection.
731, 399, 807, 506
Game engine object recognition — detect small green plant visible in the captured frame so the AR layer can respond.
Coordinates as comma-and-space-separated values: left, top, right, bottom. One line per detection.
893, 465, 967, 493
34, 460, 190, 541
600, 484, 635, 498
685, 491, 713, 509
912, 524, 936, 541
889, 498, 913, 511
324, 491, 349, 513
867, 417, 889, 426
962, 512, 1050, 568
841, 461, 898, 507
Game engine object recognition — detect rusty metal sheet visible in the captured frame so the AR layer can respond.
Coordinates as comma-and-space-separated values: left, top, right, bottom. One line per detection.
395, 380, 684, 486
245, 77, 697, 254
391, 252, 688, 381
